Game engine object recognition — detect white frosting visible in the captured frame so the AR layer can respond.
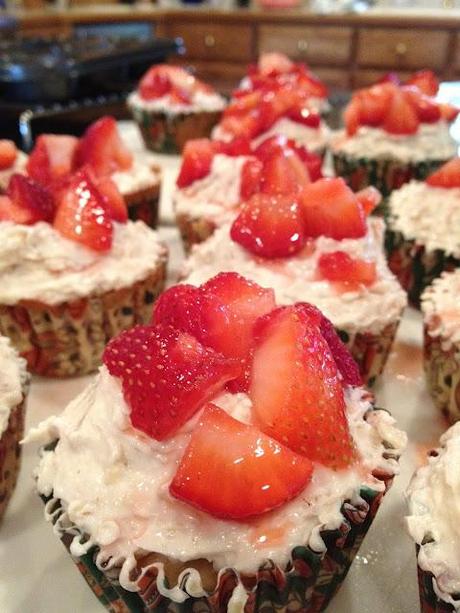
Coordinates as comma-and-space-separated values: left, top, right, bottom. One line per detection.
174, 154, 249, 224
29, 365, 406, 597
182, 219, 407, 336
388, 181, 460, 257
407, 421, 460, 607
111, 160, 161, 196
421, 270, 460, 350
0, 335, 28, 436
0, 151, 28, 192
0, 221, 167, 305
128, 90, 226, 114
331, 122, 457, 163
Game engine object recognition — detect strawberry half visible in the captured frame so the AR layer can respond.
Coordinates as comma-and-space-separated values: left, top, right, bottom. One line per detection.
402, 87, 441, 124
215, 137, 252, 157
405, 70, 439, 97
426, 158, 460, 188
250, 306, 356, 469
261, 149, 311, 195
151, 284, 206, 339
0, 140, 18, 170
439, 103, 460, 122
240, 158, 263, 200
26, 134, 78, 187
355, 186, 382, 215
317, 251, 377, 290
91, 172, 128, 223
139, 66, 171, 100
176, 138, 215, 188
258, 52, 294, 76
300, 178, 367, 240
103, 326, 239, 441
231, 192, 306, 258
383, 88, 419, 135
2, 174, 54, 225
169, 403, 313, 519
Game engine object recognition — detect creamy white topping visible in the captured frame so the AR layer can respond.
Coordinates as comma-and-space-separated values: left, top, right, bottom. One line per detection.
111, 160, 161, 197
407, 421, 460, 607
29, 366, 406, 598
388, 181, 460, 257
128, 90, 226, 114
174, 154, 249, 224
0, 221, 167, 305
0, 335, 28, 436
182, 219, 407, 335
421, 270, 460, 350
331, 122, 457, 163
0, 151, 28, 192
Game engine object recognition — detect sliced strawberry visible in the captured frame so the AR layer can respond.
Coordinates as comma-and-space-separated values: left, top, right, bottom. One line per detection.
286, 106, 321, 128
92, 173, 127, 222
406, 70, 439, 97
344, 98, 361, 136
261, 149, 311, 195
258, 52, 294, 76
356, 89, 388, 127
231, 192, 306, 258
27, 134, 78, 187
139, 66, 171, 100
300, 178, 367, 240
170, 403, 313, 519
253, 134, 292, 161
240, 158, 263, 200
215, 137, 252, 157
151, 284, 205, 339
426, 158, 460, 188
355, 186, 382, 215
176, 138, 215, 188
73, 116, 133, 177
53, 168, 113, 251
170, 85, 192, 105
293, 145, 323, 182
224, 91, 262, 117
439, 103, 460, 123
3, 174, 54, 225
296, 68, 329, 98
219, 111, 261, 140
0, 140, 18, 170
250, 306, 356, 469
377, 72, 401, 86
402, 87, 441, 124
383, 89, 419, 135
103, 326, 239, 441
317, 251, 377, 289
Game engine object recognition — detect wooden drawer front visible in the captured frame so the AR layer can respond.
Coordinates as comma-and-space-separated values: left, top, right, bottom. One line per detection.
165, 22, 252, 62
452, 34, 460, 72
353, 69, 413, 89
357, 28, 449, 70
259, 25, 351, 66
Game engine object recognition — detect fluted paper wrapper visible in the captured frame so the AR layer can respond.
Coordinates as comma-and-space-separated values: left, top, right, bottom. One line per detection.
124, 180, 161, 230
416, 547, 458, 613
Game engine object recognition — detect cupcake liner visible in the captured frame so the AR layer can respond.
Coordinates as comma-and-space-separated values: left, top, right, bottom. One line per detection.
0, 261, 167, 377
175, 213, 217, 254
416, 549, 457, 613
124, 185, 161, 230
0, 396, 27, 523
385, 230, 460, 308
332, 152, 446, 199
131, 107, 222, 154
423, 326, 460, 423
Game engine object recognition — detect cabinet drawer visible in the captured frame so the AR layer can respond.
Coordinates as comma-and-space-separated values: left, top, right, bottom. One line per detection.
259, 25, 351, 66
353, 69, 413, 89
357, 28, 449, 70
165, 22, 252, 62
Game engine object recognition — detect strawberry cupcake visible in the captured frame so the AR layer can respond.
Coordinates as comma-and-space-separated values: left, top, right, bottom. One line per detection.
421, 270, 460, 423
0, 140, 27, 194
0, 169, 167, 377
406, 422, 460, 612
29, 274, 406, 611
182, 178, 407, 385
0, 335, 29, 523
386, 158, 460, 307
174, 134, 323, 252
331, 71, 459, 200
128, 65, 226, 154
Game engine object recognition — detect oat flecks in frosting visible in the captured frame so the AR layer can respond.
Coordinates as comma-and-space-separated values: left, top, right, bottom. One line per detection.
389, 181, 460, 257
422, 270, 460, 349
128, 90, 226, 114
111, 160, 160, 196
331, 122, 457, 163
407, 421, 460, 606
0, 336, 28, 436
181, 218, 407, 335
0, 220, 167, 305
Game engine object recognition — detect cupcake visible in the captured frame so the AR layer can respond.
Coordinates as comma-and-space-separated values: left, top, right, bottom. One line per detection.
422, 270, 460, 423
0, 169, 167, 377
174, 134, 323, 252
128, 65, 226, 154
331, 71, 459, 199
0, 140, 27, 194
406, 422, 460, 612
182, 178, 407, 385
29, 274, 406, 611
0, 335, 29, 523
386, 158, 460, 307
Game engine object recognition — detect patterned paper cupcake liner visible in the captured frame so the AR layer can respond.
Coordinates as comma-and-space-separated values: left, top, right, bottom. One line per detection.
0, 260, 167, 377
416, 548, 459, 613
385, 230, 460, 308
332, 152, 446, 199
131, 106, 222, 154
175, 212, 217, 254
124, 178, 161, 230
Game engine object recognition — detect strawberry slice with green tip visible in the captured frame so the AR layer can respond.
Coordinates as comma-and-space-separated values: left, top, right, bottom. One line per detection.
405, 70, 439, 97
250, 305, 356, 469
300, 178, 367, 240
0, 140, 18, 170
261, 149, 311, 195
176, 138, 215, 188
383, 88, 419, 135
2, 174, 54, 225
103, 326, 239, 441
26, 134, 78, 187
426, 158, 460, 188
317, 251, 377, 290
355, 186, 382, 215
169, 403, 314, 519
231, 192, 306, 258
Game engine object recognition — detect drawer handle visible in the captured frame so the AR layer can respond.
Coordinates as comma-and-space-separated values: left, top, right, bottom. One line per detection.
395, 42, 408, 57
297, 39, 309, 53
204, 34, 216, 48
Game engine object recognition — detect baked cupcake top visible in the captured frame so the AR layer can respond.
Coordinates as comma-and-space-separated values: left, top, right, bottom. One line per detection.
422, 269, 460, 349
0, 140, 27, 192
29, 274, 406, 602
127, 64, 226, 114
0, 335, 28, 436
388, 159, 460, 257
406, 421, 460, 606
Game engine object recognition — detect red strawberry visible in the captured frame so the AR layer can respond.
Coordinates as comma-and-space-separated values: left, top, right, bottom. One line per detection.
261, 149, 311, 195
92, 173, 128, 222
317, 251, 377, 289
286, 106, 321, 128
27, 134, 78, 187
0, 140, 18, 170
296, 69, 329, 98
356, 88, 389, 127
73, 116, 133, 177
53, 168, 113, 251
103, 326, 239, 441
2, 174, 54, 225
240, 158, 263, 200
176, 139, 215, 188
215, 137, 252, 157
170, 403, 313, 519
439, 103, 460, 122
151, 284, 205, 339
219, 111, 261, 140
344, 99, 361, 136
250, 306, 355, 469
406, 70, 439, 97
139, 66, 171, 100
254, 136, 322, 182
426, 158, 460, 188
300, 178, 367, 240
258, 52, 294, 76
377, 72, 401, 86
231, 192, 306, 259
224, 91, 262, 117
402, 87, 441, 123
170, 85, 192, 105
355, 186, 382, 216
293, 145, 323, 182
383, 89, 419, 135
